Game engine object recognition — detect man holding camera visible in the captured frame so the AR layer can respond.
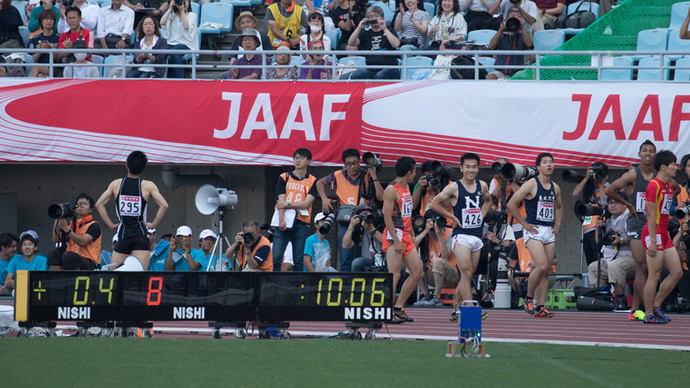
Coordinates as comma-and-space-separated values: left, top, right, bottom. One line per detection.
507, 152, 563, 318
225, 220, 273, 272
430, 153, 492, 321
48, 193, 102, 271
587, 199, 635, 301
344, 204, 384, 271
489, 0, 537, 33
316, 148, 384, 271
488, 5, 533, 77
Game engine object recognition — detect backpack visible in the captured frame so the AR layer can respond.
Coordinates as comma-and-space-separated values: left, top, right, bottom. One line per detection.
449, 55, 487, 80
558, 2, 597, 29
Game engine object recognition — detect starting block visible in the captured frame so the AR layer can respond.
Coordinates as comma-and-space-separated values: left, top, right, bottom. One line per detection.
546, 289, 577, 309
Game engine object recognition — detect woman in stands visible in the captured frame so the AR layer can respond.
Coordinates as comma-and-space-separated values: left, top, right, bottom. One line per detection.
265, 44, 298, 80
299, 12, 331, 60
127, 15, 168, 78
0, 0, 25, 48
160, 0, 197, 78
28, 8, 59, 77
28, 0, 59, 38
427, 0, 466, 50
299, 39, 332, 79
394, 0, 430, 50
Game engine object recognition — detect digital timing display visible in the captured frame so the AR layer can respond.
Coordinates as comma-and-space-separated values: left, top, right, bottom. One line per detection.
16, 271, 393, 323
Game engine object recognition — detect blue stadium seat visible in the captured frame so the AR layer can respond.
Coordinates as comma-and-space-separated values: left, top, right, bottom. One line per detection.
533, 29, 565, 52
190, 2, 200, 24
87, 0, 102, 5
219, 0, 252, 7
666, 30, 690, 61
467, 29, 495, 46
11, 0, 27, 21
325, 28, 340, 50
633, 29, 669, 61
338, 55, 366, 72
478, 56, 495, 73
637, 56, 670, 81
90, 54, 104, 76
674, 57, 690, 82
100, 1, 112, 8
402, 55, 432, 80
18, 26, 29, 48
424, 2, 435, 18
198, 2, 233, 50
601, 56, 633, 81
668, 1, 690, 31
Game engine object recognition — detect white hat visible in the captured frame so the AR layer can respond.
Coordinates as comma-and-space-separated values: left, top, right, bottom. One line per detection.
20, 230, 39, 243
199, 229, 217, 240
29, 0, 40, 5
176, 225, 193, 236
314, 212, 326, 224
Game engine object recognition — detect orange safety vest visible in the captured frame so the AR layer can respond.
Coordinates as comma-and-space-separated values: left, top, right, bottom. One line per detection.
516, 237, 555, 274
428, 228, 456, 268
277, 172, 317, 224
238, 235, 273, 272
333, 170, 361, 206
67, 215, 102, 265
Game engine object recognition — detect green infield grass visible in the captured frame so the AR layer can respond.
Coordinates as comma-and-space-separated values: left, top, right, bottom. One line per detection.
2, 338, 690, 387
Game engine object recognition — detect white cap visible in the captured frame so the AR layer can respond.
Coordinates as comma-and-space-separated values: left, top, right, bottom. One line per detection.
176, 225, 193, 236
20, 230, 39, 243
314, 212, 326, 224
29, 0, 40, 5
199, 229, 217, 240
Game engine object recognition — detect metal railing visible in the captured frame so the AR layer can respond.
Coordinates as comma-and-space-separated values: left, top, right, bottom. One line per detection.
1, 48, 688, 81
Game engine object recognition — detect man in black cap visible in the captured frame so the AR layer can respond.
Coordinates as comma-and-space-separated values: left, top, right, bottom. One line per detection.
343, 203, 384, 271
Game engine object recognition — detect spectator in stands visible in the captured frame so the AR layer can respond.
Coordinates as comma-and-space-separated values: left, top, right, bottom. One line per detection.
55, 7, 95, 65
228, 11, 272, 66
304, 0, 336, 31
124, 0, 169, 30
28, 9, 60, 77
341, 6, 401, 80
4, 231, 49, 291
331, 0, 364, 50
304, 213, 337, 272
532, 0, 564, 31
588, 199, 635, 304
160, 0, 197, 78
57, 0, 98, 35
225, 220, 273, 272
571, 162, 608, 266
165, 225, 206, 271
300, 12, 332, 58
266, 45, 299, 79
63, 38, 100, 77
0, 233, 18, 293
47, 193, 102, 270
28, 0, 60, 37
488, 6, 533, 76
395, 0, 430, 50
461, 0, 498, 32
127, 15, 167, 78
228, 29, 264, 79
346, 204, 385, 272
148, 232, 169, 271
96, 0, 134, 50
300, 39, 332, 79
266, 0, 308, 49
316, 148, 384, 271
427, 0, 467, 50
681, 6, 690, 41
0, 0, 25, 48
489, 0, 537, 34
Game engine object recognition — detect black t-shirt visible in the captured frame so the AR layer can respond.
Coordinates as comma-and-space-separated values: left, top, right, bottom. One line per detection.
358, 27, 398, 67
331, 6, 362, 46
28, 33, 60, 63
84, 222, 103, 242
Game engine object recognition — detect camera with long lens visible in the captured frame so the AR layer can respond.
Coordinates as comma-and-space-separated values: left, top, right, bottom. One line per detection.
362, 152, 382, 169
262, 226, 275, 243
505, 17, 521, 33
675, 205, 690, 219
412, 215, 426, 235
575, 203, 611, 218
318, 211, 338, 235
242, 232, 254, 245
48, 202, 75, 219
668, 218, 681, 237
562, 170, 585, 183
601, 229, 619, 246
362, 210, 383, 229
426, 174, 440, 187
431, 161, 454, 180
484, 209, 507, 225
590, 162, 608, 181
501, 163, 537, 180
491, 162, 504, 174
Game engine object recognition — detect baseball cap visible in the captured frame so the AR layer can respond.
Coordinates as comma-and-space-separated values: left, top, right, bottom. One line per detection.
20, 230, 39, 243
176, 226, 193, 236
199, 229, 217, 240
314, 212, 326, 223
354, 204, 372, 215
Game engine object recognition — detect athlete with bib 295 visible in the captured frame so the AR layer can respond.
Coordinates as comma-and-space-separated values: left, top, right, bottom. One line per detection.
383, 157, 423, 324
430, 153, 492, 322
507, 152, 563, 318
96, 151, 169, 271
641, 150, 683, 324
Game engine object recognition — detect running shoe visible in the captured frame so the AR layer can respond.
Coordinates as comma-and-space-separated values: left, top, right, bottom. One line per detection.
524, 299, 534, 315
413, 295, 431, 306
643, 314, 667, 324
628, 310, 645, 321
392, 307, 414, 324
421, 296, 443, 307
534, 306, 555, 318
654, 308, 671, 323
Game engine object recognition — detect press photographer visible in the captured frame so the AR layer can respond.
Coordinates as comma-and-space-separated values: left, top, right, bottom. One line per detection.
343, 204, 385, 272
47, 193, 102, 270
225, 220, 273, 272
568, 161, 609, 266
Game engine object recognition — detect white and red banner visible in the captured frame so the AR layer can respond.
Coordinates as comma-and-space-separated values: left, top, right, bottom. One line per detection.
1, 79, 688, 167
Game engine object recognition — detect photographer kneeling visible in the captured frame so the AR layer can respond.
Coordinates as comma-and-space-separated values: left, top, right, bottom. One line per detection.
225, 220, 273, 272
587, 199, 635, 303
344, 204, 384, 272
47, 193, 102, 271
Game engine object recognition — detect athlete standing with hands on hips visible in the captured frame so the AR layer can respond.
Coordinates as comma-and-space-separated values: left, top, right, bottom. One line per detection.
383, 157, 423, 324
507, 153, 563, 318
96, 150, 169, 271
641, 150, 683, 324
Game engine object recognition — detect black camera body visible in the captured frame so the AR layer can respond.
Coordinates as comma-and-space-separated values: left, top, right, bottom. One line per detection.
365, 18, 378, 25
426, 174, 440, 188
48, 202, 75, 219
400, 37, 419, 47
174, 0, 184, 5
319, 211, 338, 235
484, 209, 507, 225
601, 229, 619, 246
242, 232, 254, 245
505, 17, 521, 33
62, 0, 74, 8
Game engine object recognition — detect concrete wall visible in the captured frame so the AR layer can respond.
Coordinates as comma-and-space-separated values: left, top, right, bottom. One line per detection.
0, 163, 628, 275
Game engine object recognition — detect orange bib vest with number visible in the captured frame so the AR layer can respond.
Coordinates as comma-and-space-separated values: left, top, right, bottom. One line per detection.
278, 172, 317, 224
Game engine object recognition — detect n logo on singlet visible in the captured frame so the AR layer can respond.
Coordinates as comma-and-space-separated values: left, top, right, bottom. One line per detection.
465, 195, 481, 208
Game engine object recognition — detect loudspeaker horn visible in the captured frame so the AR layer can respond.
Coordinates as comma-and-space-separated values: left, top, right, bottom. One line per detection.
195, 185, 238, 215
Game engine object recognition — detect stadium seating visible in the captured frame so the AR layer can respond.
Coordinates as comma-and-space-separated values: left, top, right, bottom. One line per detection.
87, 0, 102, 5
674, 57, 690, 81
91, 54, 104, 76
198, 2, 233, 50
666, 30, 690, 61
11, 0, 27, 21
637, 56, 670, 81
219, 0, 253, 7
101, 1, 112, 8
532, 29, 565, 52
667, 1, 690, 30
290, 55, 303, 67
369, 1, 395, 25
191, 2, 200, 23
325, 28, 340, 50
560, 1, 599, 35
18, 26, 29, 48
467, 29, 495, 46
632, 28, 669, 61
477, 56, 495, 73
402, 55, 432, 80
601, 55, 633, 81
424, 2, 435, 18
